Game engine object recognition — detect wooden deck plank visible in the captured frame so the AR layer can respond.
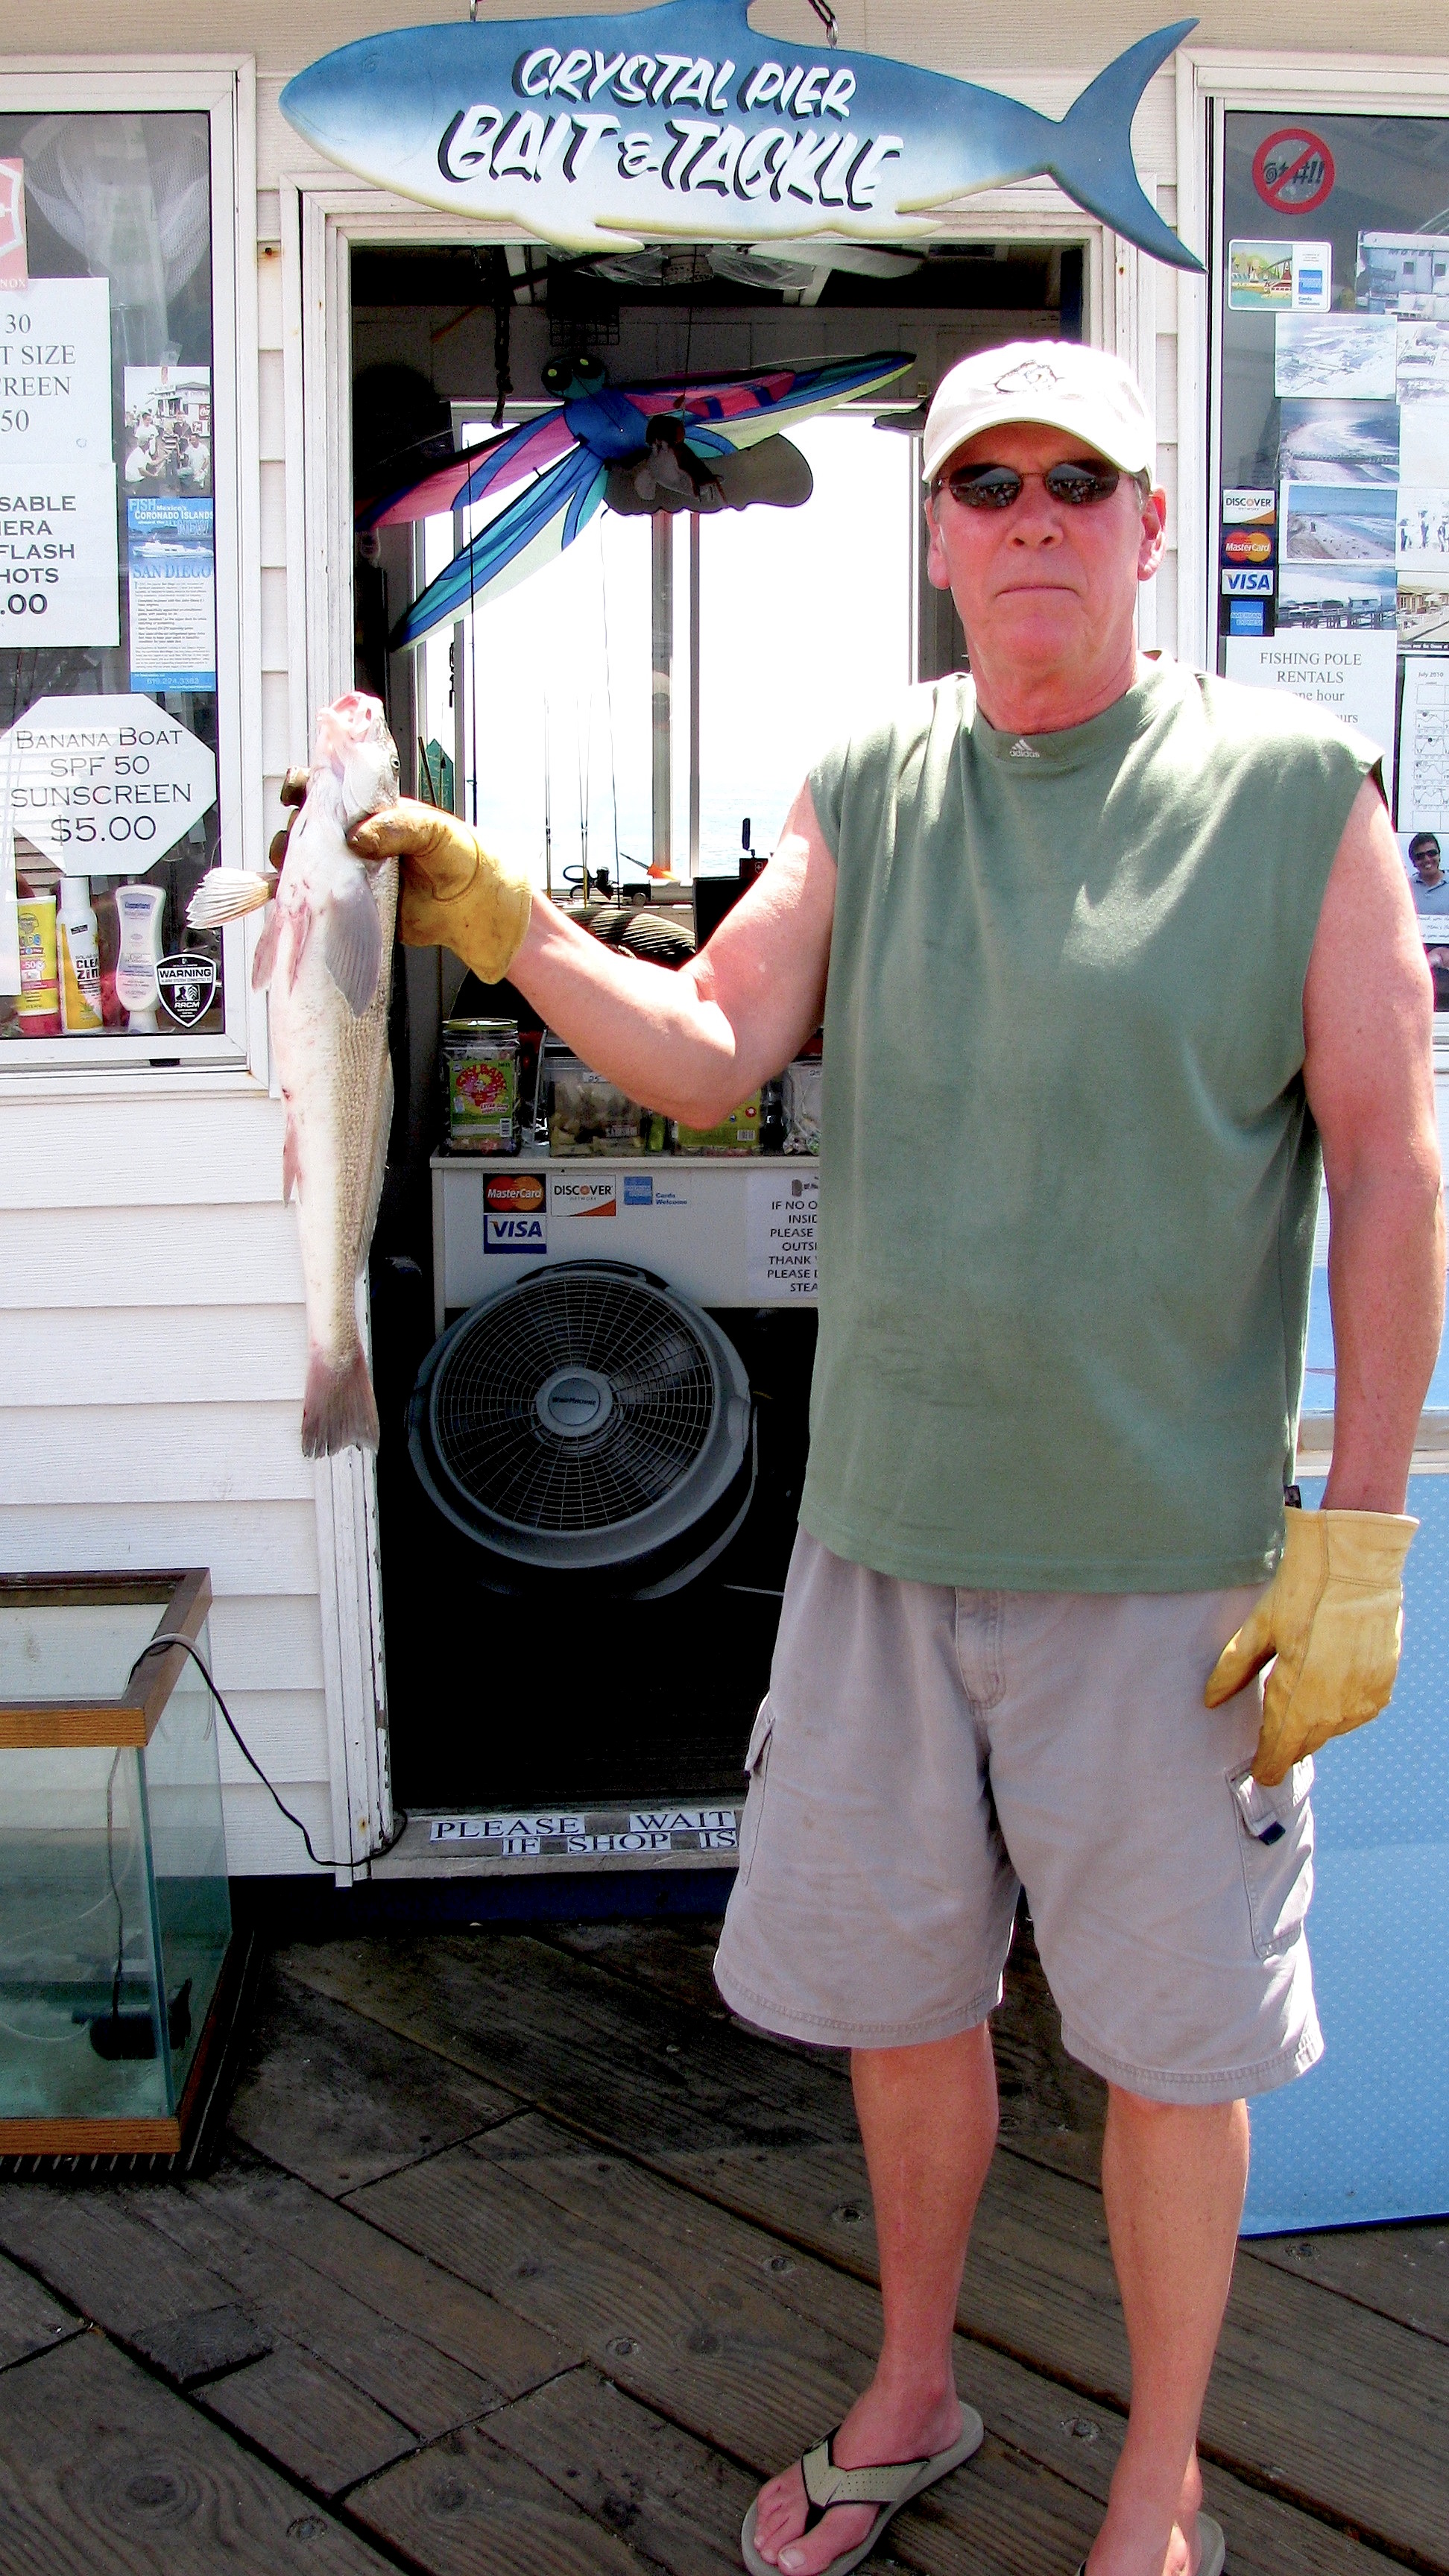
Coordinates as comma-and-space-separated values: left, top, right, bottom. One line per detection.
0, 2246, 82, 2373
347, 2140, 873, 2471
201, 2342, 417, 2496
467, 2115, 1428, 2576
1244, 2221, 1449, 2343
349, 2409, 657, 2576
0, 2329, 397, 2575
277, 1932, 862, 2156
484, 2357, 1111, 2576
288, 1931, 1449, 2566
642, 2132, 1448, 2567
0, 2182, 255, 2346
178, 2156, 572, 2399
468, 2364, 758, 2576
227, 1963, 520, 2197
121, 2168, 513, 2439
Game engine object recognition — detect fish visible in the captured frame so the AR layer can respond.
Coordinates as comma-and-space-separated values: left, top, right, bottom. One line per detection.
280, 2, 1202, 272
187, 694, 400, 1458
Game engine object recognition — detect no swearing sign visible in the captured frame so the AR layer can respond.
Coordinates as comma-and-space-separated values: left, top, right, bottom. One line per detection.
1252, 127, 1336, 216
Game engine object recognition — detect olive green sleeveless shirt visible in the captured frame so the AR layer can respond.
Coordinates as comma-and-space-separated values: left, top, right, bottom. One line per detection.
801, 657, 1376, 1591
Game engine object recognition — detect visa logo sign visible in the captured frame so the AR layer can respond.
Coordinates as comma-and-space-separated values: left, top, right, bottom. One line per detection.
1221, 568, 1275, 596
485, 1213, 547, 1255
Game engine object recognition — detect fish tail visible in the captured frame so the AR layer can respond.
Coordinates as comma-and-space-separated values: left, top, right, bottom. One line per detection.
1050, 22, 1204, 275
302, 1342, 380, 1457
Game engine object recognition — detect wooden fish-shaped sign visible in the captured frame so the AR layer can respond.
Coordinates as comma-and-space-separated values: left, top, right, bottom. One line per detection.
282, 1, 1202, 271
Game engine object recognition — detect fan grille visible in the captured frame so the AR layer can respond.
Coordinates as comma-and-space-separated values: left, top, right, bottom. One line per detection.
429, 1268, 717, 1535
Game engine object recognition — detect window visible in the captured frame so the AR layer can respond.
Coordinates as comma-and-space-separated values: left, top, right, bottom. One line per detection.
1211, 107, 1449, 1002
0, 101, 247, 1062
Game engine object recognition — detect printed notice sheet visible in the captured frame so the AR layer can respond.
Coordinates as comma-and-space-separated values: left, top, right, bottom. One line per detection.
1224, 633, 1398, 797
1398, 654, 1449, 833
127, 496, 215, 692
747, 1167, 818, 1298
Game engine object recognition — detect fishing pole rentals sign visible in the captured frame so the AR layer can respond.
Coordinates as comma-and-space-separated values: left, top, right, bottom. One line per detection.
280, 3, 1202, 270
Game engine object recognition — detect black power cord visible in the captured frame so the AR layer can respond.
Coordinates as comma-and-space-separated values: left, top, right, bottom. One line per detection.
128, 1634, 409, 1874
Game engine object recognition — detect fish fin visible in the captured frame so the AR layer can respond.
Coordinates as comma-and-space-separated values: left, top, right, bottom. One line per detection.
321, 863, 385, 1015
252, 906, 283, 991
356, 1057, 393, 1277
1049, 24, 1205, 274
302, 1343, 379, 1457
187, 867, 277, 926
282, 1114, 302, 1205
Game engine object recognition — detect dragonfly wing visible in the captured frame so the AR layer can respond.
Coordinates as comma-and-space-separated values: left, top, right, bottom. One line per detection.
391, 450, 607, 645
613, 350, 915, 458
360, 412, 578, 529
359, 436, 506, 531
458, 410, 576, 507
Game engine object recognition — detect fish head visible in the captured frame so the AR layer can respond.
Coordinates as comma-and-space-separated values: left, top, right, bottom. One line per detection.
312, 690, 400, 827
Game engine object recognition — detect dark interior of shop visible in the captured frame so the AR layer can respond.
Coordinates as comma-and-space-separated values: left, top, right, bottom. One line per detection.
353, 236, 1080, 1813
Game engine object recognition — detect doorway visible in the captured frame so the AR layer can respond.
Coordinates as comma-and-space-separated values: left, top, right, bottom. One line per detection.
350, 233, 1080, 1815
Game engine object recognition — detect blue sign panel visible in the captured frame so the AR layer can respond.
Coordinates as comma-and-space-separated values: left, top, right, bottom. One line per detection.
281, 3, 1202, 271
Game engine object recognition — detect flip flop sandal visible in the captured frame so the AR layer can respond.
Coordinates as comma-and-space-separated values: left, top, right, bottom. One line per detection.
1074, 2509, 1226, 2576
740, 2404, 985, 2576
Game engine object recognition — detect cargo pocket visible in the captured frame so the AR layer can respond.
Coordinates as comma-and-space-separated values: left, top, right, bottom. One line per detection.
1229, 1758, 1316, 1962
737, 1697, 775, 1887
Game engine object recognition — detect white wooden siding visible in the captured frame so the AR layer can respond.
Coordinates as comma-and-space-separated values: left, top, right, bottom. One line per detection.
0, 1087, 332, 1871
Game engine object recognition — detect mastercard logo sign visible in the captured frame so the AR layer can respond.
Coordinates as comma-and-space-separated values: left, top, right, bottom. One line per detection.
1224, 527, 1275, 566
485, 1171, 545, 1215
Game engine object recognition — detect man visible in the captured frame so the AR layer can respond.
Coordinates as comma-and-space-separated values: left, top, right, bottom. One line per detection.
1407, 829, 1449, 912
353, 342, 1443, 2576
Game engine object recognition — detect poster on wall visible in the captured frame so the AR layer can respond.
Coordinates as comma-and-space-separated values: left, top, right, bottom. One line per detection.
1397, 654, 1449, 832
126, 496, 215, 692
1228, 239, 1330, 311
123, 364, 211, 496
1224, 635, 1398, 793
1357, 233, 1449, 318
1278, 400, 1398, 487
0, 468, 120, 648
0, 161, 26, 291
0, 277, 113, 467
1274, 314, 1397, 401
1397, 489, 1449, 575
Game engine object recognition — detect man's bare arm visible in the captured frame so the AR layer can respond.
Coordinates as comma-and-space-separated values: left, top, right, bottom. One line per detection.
1303, 777, 1445, 1511
505, 780, 836, 1124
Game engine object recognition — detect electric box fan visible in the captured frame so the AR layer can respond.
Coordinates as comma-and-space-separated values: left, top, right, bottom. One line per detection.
407, 1260, 757, 1597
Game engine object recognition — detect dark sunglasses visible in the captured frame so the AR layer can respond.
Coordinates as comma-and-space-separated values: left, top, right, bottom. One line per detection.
935, 460, 1127, 510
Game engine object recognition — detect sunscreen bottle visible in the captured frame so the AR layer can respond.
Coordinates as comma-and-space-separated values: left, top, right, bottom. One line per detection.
58, 877, 104, 1032
16, 894, 60, 1036
114, 881, 166, 1033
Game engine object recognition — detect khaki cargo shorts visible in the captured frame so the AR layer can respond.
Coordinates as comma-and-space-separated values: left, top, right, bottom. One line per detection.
714, 1532, 1322, 2103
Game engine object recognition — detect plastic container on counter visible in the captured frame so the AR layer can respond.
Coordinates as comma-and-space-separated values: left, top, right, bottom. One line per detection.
546, 1049, 669, 1155
443, 1017, 520, 1153
675, 1093, 763, 1155
782, 1058, 822, 1154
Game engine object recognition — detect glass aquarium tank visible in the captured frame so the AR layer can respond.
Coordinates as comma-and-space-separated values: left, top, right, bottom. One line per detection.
0, 1570, 231, 2152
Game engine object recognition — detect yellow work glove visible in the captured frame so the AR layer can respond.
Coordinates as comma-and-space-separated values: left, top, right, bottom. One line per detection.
1205, 1506, 1417, 1786
348, 799, 533, 985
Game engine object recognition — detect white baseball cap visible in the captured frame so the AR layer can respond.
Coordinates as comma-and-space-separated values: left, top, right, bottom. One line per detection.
922, 341, 1154, 486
